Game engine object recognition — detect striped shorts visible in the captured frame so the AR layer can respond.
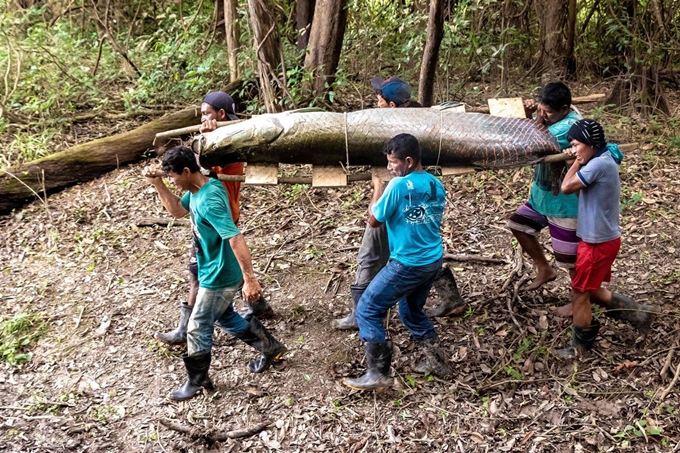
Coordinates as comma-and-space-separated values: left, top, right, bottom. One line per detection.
507, 202, 578, 268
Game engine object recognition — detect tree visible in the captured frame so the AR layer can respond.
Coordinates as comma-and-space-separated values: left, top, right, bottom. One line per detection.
224, 0, 241, 82
537, 0, 573, 79
303, 0, 348, 99
247, 0, 284, 112
418, 0, 446, 107
296, 0, 316, 52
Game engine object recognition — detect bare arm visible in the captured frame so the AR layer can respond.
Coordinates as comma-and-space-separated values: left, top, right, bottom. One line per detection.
229, 233, 263, 302
561, 159, 585, 195
367, 174, 386, 228
142, 165, 188, 218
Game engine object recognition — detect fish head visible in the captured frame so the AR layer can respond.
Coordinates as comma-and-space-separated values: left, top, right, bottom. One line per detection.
209, 114, 284, 153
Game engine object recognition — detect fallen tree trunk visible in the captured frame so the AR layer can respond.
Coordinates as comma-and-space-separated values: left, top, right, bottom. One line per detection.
0, 107, 201, 213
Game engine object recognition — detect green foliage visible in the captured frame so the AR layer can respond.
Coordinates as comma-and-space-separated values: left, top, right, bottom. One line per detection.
0, 312, 46, 366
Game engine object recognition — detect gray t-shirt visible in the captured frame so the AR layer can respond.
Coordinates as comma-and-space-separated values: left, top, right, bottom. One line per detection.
575, 151, 621, 243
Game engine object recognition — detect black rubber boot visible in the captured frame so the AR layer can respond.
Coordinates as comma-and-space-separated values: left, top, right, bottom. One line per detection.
427, 267, 466, 317
169, 351, 214, 401
236, 318, 287, 373
605, 293, 655, 335
334, 285, 363, 330
155, 302, 193, 346
412, 334, 452, 378
343, 341, 394, 390
556, 320, 601, 359
242, 296, 275, 322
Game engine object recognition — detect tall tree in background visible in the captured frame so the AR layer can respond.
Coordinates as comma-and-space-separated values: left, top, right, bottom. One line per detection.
418, 0, 445, 106
537, 0, 574, 79
248, 0, 284, 112
224, 0, 241, 82
303, 0, 348, 98
296, 0, 316, 53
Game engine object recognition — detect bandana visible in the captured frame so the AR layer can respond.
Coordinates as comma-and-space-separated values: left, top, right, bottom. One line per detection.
567, 119, 606, 150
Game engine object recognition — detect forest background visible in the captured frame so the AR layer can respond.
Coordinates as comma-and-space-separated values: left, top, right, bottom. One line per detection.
1, 0, 680, 452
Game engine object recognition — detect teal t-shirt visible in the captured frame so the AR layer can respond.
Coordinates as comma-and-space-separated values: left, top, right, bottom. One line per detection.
371, 171, 445, 267
528, 110, 581, 218
181, 178, 242, 289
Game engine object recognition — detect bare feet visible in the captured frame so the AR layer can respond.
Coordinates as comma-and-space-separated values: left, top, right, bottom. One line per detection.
555, 303, 573, 318
524, 269, 557, 291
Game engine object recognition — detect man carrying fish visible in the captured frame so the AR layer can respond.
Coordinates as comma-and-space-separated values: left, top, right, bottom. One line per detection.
557, 119, 654, 357
507, 82, 582, 292
143, 146, 286, 401
344, 134, 451, 390
333, 76, 465, 331
155, 91, 273, 347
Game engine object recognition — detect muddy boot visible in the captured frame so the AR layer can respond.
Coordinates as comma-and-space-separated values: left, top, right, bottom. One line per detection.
155, 302, 192, 346
169, 351, 214, 401
556, 321, 600, 359
236, 318, 287, 373
427, 267, 466, 317
605, 293, 655, 335
412, 335, 452, 378
343, 341, 394, 390
334, 285, 363, 330
242, 296, 275, 322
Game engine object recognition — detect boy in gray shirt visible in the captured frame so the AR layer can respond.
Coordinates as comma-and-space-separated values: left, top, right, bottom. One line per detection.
559, 119, 654, 358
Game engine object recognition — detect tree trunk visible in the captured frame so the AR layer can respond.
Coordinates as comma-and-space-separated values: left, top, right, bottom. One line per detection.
565, 0, 577, 77
418, 0, 445, 107
303, 0, 348, 98
0, 108, 200, 213
296, 0, 316, 52
215, 0, 226, 41
538, 0, 570, 79
247, 0, 283, 112
224, 0, 241, 82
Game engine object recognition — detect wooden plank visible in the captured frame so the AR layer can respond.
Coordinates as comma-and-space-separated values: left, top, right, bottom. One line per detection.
311, 166, 347, 187
488, 97, 526, 118
439, 167, 476, 176
245, 163, 278, 185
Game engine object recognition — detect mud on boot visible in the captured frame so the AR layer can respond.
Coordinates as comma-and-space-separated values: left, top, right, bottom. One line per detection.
556, 320, 600, 359
343, 341, 394, 391
334, 285, 363, 330
237, 317, 287, 373
427, 267, 466, 318
412, 335, 452, 378
605, 293, 656, 336
156, 302, 192, 346
242, 296, 275, 322
169, 351, 214, 401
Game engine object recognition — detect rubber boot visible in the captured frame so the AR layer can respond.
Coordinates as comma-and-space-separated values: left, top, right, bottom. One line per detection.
556, 320, 601, 359
155, 302, 192, 346
605, 293, 655, 335
427, 267, 466, 317
242, 296, 275, 322
343, 341, 394, 390
169, 351, 214, 401
412, 334, 452, 378
334, 285, 363, 330
236, 318, 287, 373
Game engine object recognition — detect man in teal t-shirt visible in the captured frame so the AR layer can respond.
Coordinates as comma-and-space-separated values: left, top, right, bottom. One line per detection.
143, 146, 286, 402
343, 134, 451, 391
507, 82, 581, 293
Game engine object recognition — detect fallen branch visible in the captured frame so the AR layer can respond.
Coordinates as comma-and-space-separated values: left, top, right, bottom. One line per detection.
159, 418, 271, 442
658, 361, 680, 401
443, 253, 507, 264
136, 217, 191, 227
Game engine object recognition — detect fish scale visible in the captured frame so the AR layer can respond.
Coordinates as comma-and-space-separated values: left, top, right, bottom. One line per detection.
198, 108, 560, 169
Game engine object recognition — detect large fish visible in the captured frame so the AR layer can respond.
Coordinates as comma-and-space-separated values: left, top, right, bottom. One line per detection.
196, 108, 560, 169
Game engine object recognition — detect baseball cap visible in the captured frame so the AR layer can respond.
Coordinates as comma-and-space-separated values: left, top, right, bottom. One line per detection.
371, 76, 411, 106
202, 91, 239, 121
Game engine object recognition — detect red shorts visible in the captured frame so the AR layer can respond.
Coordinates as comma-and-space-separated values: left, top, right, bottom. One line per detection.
571, 238, 621, 292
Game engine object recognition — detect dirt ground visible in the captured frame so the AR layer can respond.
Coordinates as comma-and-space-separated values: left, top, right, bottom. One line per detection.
1, 111, 680, 452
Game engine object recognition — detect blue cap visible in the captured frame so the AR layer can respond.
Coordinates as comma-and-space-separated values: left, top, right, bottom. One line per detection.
371, 76, 411, 105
